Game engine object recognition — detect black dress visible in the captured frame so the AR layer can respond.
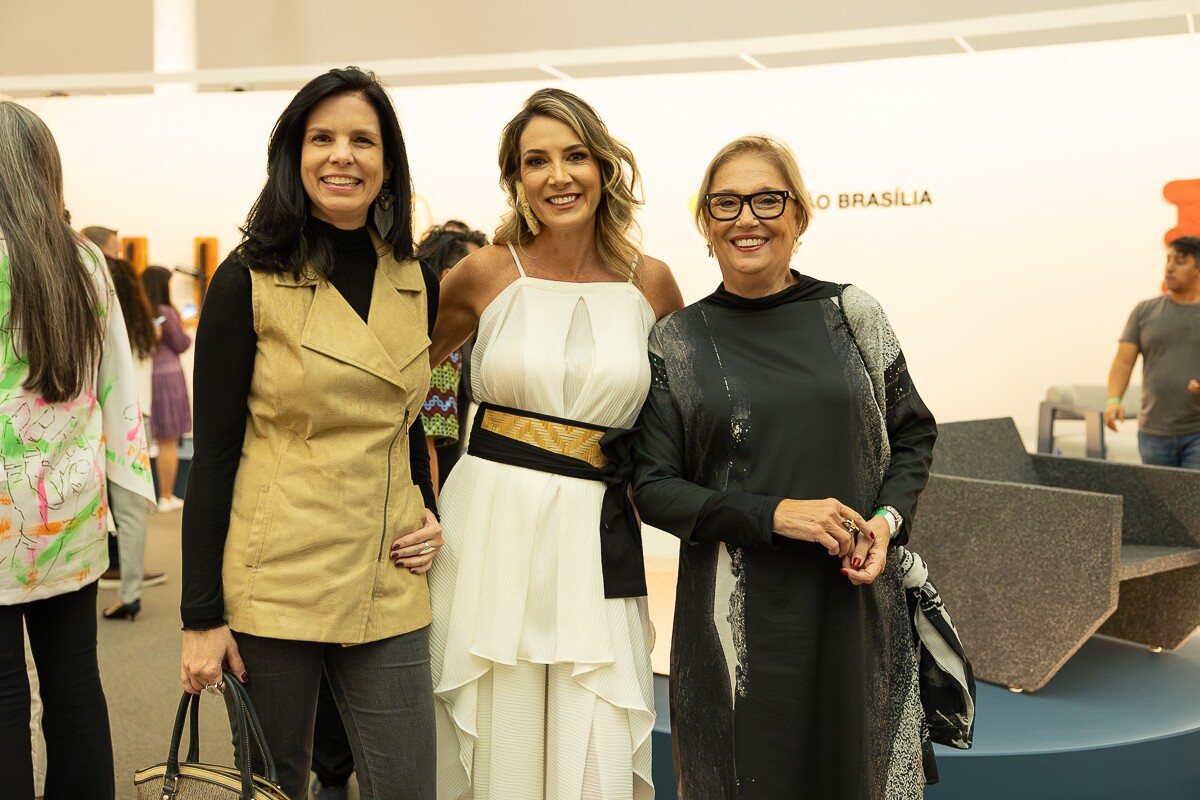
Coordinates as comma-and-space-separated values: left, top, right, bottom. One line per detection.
633, 273, 937, 800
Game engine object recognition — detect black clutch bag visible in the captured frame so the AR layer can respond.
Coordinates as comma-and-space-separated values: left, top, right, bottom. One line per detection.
134, 672, 290, 799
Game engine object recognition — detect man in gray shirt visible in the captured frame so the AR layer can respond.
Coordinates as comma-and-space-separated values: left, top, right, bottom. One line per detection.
1105, 236, 1200, 467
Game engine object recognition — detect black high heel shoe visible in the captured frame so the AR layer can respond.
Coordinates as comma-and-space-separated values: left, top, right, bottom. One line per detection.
102, 600, 141, 620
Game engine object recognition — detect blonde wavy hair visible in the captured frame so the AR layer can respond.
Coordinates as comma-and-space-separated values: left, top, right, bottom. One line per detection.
694, 135, 813, 240
495, 88, 643, 282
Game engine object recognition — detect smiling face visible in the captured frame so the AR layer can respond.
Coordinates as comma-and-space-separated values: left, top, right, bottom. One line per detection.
706, 152, 800, 296
517, 115, 602, 234
300, 92, 387, 229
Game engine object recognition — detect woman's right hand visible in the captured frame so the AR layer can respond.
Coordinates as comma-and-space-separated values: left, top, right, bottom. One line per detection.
181, 625, 247, 695
772, 498, 869, 558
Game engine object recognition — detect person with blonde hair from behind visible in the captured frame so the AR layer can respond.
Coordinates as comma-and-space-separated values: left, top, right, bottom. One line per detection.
429, 88, 683, 799
0, 100, 155, 800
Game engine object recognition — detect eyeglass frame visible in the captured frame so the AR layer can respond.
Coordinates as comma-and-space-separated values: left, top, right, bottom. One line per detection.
703, 190, 793, 221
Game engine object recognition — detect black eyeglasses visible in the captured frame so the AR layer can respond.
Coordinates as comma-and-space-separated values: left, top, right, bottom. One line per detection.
704, 190, 791, 221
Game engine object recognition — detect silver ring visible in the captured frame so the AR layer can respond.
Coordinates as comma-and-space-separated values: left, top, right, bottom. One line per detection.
841, 519, 860, 535
418, 544, 435, 556
204, 680, 225, 696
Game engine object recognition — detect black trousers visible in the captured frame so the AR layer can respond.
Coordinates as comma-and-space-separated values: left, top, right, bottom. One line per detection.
312, 671, 354, 787
0, 581, 114, 800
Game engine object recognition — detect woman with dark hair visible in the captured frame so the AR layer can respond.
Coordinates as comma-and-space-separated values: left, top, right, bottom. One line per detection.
428, 89, 682, 799
139, 264, 192, 512
0, 101, 155, 800
102, 256, 160, 619
179, 67, 442, 800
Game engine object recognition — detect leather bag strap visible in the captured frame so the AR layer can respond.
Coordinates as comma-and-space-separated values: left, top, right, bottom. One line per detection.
161, 671, 278, 799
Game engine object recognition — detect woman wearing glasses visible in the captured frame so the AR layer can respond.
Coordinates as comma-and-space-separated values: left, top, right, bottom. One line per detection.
633, 136, 938, 798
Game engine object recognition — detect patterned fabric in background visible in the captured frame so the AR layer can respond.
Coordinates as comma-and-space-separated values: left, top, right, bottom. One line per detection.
421, 349, 461, 447
0, 238, 156, 604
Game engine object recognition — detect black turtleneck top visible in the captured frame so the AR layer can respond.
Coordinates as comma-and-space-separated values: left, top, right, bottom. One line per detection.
180, 219, 438, 630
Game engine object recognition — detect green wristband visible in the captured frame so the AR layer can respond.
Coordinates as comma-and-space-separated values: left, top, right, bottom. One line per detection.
873, 509, 889, 518
1106, 397, 1122, 405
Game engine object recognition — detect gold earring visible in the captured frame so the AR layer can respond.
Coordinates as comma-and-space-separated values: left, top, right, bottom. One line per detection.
792, 237, 801, 254
706, 241, 714, 258
515, 181, 541, 235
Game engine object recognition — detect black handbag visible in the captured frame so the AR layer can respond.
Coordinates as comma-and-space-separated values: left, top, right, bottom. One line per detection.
134, 672, 290, 800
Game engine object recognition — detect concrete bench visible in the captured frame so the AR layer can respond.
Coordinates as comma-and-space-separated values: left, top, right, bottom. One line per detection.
911, 418, 1200, 692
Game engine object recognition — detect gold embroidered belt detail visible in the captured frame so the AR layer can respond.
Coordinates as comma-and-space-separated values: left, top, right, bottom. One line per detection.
477, 407, 608, 469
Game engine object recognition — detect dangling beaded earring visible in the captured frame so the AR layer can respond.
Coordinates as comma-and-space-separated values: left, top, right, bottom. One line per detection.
515, 181, 542, 235
374, 179, 395, 238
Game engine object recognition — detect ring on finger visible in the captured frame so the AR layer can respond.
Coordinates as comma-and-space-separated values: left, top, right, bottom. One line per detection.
204, 680, 225, 696
841, 518, 860, 535
418, 542, 436, 556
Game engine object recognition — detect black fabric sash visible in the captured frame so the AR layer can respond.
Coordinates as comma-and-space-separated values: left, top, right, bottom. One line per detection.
467, 401, 647, 599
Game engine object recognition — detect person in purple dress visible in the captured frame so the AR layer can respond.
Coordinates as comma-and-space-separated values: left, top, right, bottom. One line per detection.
139, 265, 192, 512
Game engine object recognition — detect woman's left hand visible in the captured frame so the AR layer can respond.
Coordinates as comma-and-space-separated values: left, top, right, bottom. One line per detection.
390, 508, 443, 574
841, 515, 889, 585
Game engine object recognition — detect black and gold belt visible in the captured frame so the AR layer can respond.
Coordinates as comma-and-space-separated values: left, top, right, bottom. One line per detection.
467, 401, 646, 599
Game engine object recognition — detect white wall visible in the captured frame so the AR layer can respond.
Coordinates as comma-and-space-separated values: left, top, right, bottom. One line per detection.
23, 33, 1199, 444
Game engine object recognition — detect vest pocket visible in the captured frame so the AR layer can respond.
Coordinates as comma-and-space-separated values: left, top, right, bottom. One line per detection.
242, 484, 275, 567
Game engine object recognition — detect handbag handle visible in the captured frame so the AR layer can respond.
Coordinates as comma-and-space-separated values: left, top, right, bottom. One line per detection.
162, 671, 278, 800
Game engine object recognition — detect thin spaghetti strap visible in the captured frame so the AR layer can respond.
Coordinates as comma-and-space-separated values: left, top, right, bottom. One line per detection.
506, 243, 527, 278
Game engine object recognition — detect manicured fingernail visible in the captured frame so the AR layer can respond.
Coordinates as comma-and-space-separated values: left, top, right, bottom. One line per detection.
869, 532, 876, 540
840, 569, 849, 576
852, 558, 861, 569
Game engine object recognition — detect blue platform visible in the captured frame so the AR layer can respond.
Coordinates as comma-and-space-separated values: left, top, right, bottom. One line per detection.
651, 634, 1200, 799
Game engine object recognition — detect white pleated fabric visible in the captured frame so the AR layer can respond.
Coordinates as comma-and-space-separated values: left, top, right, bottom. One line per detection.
430, 245, 657, 799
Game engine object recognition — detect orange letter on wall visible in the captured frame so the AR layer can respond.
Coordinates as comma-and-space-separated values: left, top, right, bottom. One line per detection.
1164, 179, 1200, 243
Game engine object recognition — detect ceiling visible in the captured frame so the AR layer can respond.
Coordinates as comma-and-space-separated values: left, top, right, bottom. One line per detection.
1, 0, 1197, 96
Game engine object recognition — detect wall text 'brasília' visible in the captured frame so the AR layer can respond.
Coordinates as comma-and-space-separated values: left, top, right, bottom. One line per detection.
812, 190, 933, 210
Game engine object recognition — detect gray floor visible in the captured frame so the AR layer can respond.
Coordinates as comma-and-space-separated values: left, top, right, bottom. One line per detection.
92, 508, 360, 800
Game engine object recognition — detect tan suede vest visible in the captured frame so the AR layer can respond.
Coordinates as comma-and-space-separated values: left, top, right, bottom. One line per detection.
221, 241, 431, 644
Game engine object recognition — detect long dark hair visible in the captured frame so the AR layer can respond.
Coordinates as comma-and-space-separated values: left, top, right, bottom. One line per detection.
237, 67, 414, 277
0, 101, 103, 404
140, 265, 175, 314
106, 257, 157, 359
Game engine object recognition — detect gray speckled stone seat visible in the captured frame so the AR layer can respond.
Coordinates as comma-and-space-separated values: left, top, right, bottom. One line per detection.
910, 418, 1200, 692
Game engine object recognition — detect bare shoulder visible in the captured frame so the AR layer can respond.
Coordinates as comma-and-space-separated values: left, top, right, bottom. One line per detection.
442, 244, 521, 312
638, 254, 684, 320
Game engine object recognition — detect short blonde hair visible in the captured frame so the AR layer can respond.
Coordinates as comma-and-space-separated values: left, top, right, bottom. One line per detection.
495, 88, 643, 282
694, 135, 812, 239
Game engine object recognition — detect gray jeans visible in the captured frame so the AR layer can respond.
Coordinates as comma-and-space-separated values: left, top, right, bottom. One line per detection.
106, 481, 148, 605
229, 625, 435, 800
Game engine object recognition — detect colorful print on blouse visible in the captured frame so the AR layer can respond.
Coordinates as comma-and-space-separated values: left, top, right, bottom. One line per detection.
421, 349, 462, 446
0, 239, 155, 604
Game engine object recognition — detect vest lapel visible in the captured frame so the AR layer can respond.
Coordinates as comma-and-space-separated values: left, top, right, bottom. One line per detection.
294, 274, 409, 389
369, 247, 429, 375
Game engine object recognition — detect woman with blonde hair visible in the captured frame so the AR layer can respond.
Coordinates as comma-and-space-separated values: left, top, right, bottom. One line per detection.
429, 88, 682, 798
0, 100, 155, 799
634, 135, 939, 798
